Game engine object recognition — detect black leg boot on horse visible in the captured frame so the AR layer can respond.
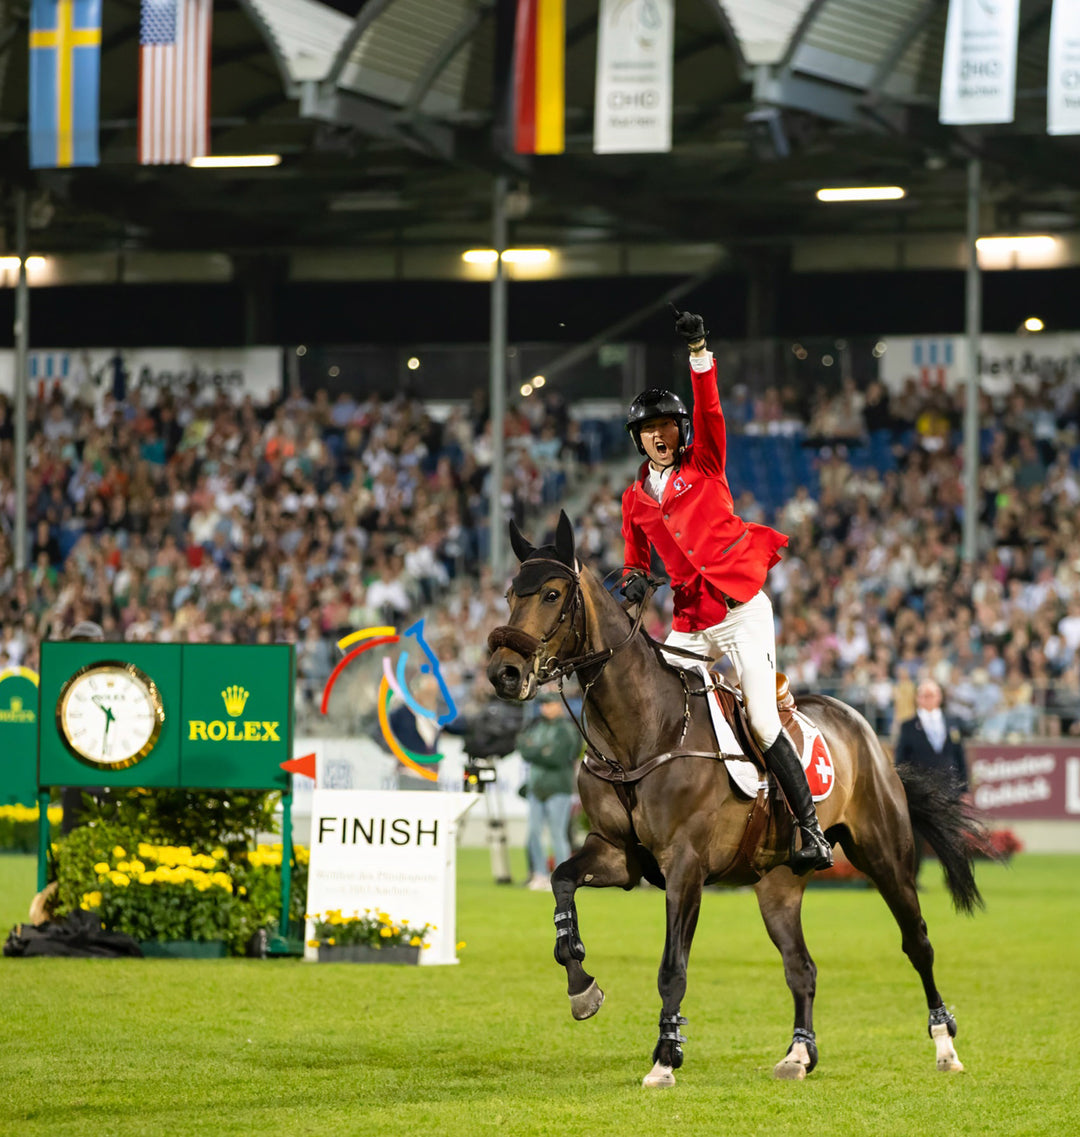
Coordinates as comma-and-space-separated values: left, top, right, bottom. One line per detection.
762, 733, 834, 875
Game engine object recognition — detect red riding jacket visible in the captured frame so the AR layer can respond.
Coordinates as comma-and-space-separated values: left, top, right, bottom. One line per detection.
621, 356, 788, 633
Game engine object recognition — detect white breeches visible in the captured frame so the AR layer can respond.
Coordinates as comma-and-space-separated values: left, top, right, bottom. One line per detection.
662, 590, 782, 749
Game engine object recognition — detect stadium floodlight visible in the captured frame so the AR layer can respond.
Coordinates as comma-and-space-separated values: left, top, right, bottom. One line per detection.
815, 186, 906, 202
532, 375, 546, 388
0, 256, 46, 270
407, 357, 421, 370
520, 383, 534, 397
187, 155, 281, 168
975, 235, 1057, 253
462, 248, 552, 264
1023, 316, 1045, 333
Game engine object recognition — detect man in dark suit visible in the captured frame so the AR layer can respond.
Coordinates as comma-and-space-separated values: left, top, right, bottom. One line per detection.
894, 678, 968, 878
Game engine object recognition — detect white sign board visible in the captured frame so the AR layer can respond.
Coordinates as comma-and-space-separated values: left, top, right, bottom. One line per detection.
939, 0, 1020, 125
1048, 0, 1080, 135
0, 346, 283, 405
305, 789, 478, 966
593, 0, 674, 154
878, 332, 1080, 398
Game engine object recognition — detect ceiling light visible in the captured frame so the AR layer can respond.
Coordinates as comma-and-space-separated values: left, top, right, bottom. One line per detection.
187, 154, 281, 168
462, 248, 552, 265
975, 235, 1057, 252
0, 256, 46, 270
407, 356, 420, 370
1023, 316, 1045, 333
500, 248, 551, 264
816, 186, 906, 203
520, 383, 534, 397
532, 375, 546, 388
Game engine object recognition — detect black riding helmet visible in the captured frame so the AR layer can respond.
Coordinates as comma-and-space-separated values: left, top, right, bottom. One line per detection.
625, 388, 692, 456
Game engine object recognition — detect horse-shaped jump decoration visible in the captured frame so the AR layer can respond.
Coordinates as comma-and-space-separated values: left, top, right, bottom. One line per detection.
487, 512, 988, 1087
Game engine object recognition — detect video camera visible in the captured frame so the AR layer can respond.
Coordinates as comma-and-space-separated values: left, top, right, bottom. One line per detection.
461, 698, 524, 795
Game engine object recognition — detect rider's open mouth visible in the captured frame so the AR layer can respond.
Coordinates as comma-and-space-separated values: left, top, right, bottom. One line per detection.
655, 442, 667, 454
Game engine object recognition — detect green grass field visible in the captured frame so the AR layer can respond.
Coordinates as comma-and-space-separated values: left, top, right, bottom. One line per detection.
2, 849, 1078, 1137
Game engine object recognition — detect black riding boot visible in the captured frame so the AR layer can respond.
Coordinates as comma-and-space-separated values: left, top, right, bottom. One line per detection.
761, 733, 833, 875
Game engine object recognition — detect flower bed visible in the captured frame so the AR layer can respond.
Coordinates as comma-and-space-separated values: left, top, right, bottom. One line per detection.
57, 824, 310, 955
0, 803, 62, 853
307, 908, 434, 961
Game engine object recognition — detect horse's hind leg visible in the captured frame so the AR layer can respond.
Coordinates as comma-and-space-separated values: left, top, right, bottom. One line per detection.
551, 832, 639, 1021
840, 830, 964, 1073
755, 869, 818, 1080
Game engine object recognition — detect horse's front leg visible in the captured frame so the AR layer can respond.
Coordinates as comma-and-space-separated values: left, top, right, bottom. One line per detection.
551, 832, 640, 1021
643, 855, 706, 1088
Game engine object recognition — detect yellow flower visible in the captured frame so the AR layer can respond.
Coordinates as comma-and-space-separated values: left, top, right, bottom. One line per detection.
80, 891, 102, 909
422, 943, 431, 950
210, 872, 233, 892
327, 937, 336, 946
307, 939, 320, 948
127, 860, 145, 875
211, 847, 227, 860
193, 879, 211, 892
47, 804, 63, 824
116, 861, 130, 873
456, 941, 466, 951
379, 927, 393, 938
112, 845, 126, 859
378, 912, 392, 925
409, 936, 421, 947
238, 886, 247, 896
93, 862, 110, 875
108, 871, 130, 887
139, 873, 155, 885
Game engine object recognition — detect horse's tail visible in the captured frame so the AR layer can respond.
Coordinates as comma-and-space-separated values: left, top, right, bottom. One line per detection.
895, 762, 990, 915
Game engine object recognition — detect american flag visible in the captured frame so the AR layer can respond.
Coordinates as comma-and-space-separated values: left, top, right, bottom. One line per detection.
139, 0, 212, 164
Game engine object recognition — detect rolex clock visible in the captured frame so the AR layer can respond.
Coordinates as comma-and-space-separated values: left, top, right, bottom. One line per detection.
56, 661, 165, 771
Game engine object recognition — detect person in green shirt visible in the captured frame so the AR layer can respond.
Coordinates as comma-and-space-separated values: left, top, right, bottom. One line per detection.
517, 689, 582, 890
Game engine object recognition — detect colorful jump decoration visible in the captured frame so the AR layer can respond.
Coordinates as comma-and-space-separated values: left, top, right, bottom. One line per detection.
314, 621, 458, 783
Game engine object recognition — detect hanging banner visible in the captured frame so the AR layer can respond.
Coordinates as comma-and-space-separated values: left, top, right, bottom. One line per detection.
28, 0, 102, 168
594, 0, 674, 154
513, 0, 565, 154
1048, 0, 1080, 135
939, 0, 1020, 125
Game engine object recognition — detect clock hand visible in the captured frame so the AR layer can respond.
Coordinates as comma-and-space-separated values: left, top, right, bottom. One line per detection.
101, 713, 112, 758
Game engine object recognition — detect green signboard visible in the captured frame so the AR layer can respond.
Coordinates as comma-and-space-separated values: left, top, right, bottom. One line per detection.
38, 642, 293, 790
0, 667, 40, 806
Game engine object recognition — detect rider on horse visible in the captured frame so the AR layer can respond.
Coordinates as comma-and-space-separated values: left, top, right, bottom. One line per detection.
619, 309, 833, 874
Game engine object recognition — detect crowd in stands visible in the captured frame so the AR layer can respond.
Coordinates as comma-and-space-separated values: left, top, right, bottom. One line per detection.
1, 352, 1079, 745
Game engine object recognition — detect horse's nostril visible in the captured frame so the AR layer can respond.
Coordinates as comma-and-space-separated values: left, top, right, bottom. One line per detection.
500, 665, 521, 690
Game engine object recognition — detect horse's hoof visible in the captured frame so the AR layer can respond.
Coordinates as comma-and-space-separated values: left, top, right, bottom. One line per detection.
642, 1062, 676, 1088
931, 1023, 964, 1072
773, 1056, 808, 1080
569, 980, 604, 1021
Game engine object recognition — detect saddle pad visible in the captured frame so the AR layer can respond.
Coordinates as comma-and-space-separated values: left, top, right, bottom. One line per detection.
788, 709, 836, 803
693, 665, 767, 799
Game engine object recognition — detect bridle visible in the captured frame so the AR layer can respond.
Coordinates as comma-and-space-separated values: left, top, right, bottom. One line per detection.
488, 557, 698, 780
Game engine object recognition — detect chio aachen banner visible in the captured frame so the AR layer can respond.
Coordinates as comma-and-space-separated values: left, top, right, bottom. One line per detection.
593, 0, 673, 154
939, 0, 1021, 125
1048, 0, 1080, 135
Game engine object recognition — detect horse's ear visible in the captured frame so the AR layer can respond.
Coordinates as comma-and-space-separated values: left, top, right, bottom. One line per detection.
508, 518, 535, 563
554, 511, 576, 568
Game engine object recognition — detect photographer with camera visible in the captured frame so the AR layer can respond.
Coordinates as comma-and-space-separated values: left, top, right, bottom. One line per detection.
517, 690, 582, 891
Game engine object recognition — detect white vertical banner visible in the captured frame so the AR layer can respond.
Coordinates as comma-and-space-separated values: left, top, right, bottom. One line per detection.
939, 0, 1021, 125
593, 0, 674, 154
1048, 0, 1080, 135
304, 790, 478, 966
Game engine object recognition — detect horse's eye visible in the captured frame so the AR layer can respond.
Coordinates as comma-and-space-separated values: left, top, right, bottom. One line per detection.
543, 589, 560, 603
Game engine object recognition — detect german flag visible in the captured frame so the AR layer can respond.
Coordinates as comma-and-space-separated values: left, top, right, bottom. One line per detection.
513, 0, 564, 154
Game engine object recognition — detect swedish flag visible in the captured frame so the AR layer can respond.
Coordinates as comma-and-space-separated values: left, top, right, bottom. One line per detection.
29, 0, 102, 168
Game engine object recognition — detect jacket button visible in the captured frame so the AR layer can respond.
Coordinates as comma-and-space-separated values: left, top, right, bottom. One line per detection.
687, 548, 693, 555
663, 514, 670, 520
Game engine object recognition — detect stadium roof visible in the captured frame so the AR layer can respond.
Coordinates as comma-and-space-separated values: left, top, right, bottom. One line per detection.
0, 0, 1077, 272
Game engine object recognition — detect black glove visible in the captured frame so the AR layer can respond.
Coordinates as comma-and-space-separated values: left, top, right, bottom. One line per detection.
673, 309, 707, 347
620, 572, 649, 605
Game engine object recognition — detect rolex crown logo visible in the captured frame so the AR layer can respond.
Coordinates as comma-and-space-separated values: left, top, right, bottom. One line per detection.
10, 697, 21, 712
222, 685, 250, 717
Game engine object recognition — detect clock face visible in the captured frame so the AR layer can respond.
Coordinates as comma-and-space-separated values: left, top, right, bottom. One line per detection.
56, 662, 165, 770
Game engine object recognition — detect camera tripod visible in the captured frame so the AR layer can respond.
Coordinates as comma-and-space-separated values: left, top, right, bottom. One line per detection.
463, 758, 513, 885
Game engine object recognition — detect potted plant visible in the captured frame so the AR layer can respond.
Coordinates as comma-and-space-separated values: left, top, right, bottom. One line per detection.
308, 908, 432, 964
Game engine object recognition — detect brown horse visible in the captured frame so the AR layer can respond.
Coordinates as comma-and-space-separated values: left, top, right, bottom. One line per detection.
487, 513, 986, 1087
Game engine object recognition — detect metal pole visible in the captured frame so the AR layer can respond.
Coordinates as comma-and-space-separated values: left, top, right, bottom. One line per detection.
14, 187, 29, 573
489, 174, 508, 581
962, 158, 982, 565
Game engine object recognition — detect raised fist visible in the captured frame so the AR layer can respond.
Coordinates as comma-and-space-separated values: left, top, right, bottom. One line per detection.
673, 309, 707, 346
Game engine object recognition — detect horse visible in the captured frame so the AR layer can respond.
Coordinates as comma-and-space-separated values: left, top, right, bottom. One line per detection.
487, 512, 987, 1088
